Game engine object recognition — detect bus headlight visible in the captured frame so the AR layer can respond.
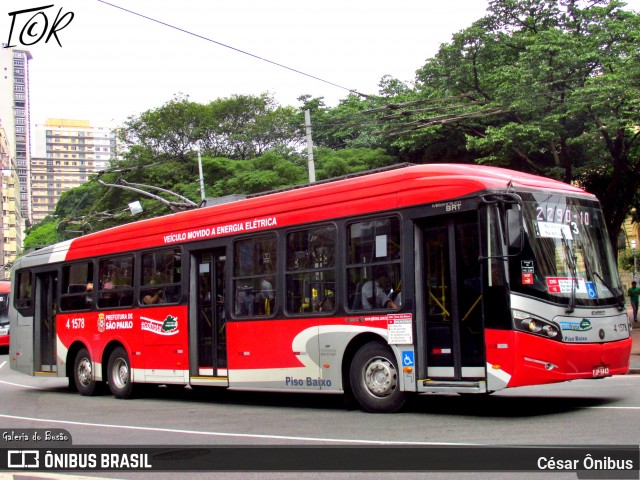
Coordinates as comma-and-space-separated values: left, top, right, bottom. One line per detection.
523, 319, 542, 333
513, 310, 561, 340
541, 325, 558, 338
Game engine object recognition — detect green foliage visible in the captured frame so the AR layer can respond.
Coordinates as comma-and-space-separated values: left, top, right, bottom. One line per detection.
314, 148, 396, 180
23, 217, 61, 251
618, 249, 640, 273
24, 0, 640, 257
412, 0, 640, 247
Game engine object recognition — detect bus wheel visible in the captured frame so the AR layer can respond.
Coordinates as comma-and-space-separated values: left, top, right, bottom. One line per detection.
349, 341, 406, 413
107, 347, 134, 399
74, 348, 99, 396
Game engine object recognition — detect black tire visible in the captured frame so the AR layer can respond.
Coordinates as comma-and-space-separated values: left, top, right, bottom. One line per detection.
349, 341, 406, 413
73, 348, 100, 396
107, 346, 134, 399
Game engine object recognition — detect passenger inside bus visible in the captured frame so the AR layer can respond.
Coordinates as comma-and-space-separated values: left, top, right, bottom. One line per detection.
142, 280, 164, 305
143, 288, 163, 305
255, 276, 274, 315
85, 282, 93, 308
362, 268, 398, 309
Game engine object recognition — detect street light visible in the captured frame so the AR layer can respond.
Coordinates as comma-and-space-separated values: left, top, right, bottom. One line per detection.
631, 239, 638, 281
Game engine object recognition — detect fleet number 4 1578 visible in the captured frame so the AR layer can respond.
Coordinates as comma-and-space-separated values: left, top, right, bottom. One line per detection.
66, 318, 85, 329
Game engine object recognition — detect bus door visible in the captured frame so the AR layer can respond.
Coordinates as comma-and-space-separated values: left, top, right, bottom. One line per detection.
417, 212, 485, 381
193, 248, 227, 377
34, 271, 58, 373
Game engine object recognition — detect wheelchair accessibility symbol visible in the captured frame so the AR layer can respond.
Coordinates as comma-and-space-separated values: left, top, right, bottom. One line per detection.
402, 351, 414, 367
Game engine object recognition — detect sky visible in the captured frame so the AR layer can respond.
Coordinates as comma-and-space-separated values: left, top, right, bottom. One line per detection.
1, 0, 496, 127
2, 0, 640, 129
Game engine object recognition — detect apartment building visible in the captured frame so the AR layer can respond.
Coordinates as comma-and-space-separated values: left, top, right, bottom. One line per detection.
31, 119, 117, 223
0, 46, 32, 227
0, 127, 22, 278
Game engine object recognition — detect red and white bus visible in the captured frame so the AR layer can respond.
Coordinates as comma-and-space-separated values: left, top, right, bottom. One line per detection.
9, 163, 632, 412
0, 279, 10, 348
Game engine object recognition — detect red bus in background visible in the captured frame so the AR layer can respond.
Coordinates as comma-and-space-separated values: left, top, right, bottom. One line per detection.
8, 164, 632, 412
0, 279, 10, 348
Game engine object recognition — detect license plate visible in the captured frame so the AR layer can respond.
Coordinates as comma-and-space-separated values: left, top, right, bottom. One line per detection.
592, 366, 609, 377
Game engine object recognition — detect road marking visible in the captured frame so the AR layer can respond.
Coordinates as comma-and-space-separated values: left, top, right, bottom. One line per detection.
0, 413, 475, 446
0, 474, 112, 480
586, 406, 640, 410
0, 361, 6, 369
0, 379, 51, 389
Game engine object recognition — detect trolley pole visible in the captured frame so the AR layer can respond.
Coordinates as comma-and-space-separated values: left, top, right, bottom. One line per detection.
305, 109, 316, 183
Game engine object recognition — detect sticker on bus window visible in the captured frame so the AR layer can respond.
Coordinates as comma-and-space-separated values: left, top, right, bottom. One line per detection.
521, 261, 534, 285
535, 222, 573, 240
546, 277, 587, 294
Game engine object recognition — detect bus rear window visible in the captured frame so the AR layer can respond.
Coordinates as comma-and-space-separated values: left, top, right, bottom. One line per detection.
15, 270, 32, 312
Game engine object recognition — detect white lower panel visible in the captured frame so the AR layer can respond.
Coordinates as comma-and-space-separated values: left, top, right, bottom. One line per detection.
137, 368, 188, 384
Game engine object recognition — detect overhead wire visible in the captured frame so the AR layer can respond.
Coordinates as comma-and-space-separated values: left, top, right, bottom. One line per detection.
96, 0, 373, 99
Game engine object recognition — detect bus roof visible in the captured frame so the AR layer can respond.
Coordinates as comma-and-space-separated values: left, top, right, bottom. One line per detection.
19, 163, 589, 266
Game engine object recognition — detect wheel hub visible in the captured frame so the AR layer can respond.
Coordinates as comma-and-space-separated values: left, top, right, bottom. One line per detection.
77, 358, 92, 386
364, 357, 398, 397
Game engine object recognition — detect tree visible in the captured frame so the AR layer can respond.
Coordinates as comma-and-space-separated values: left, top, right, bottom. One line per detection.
314, 148, 397, 180
23, 217, 61, 251
410, 0, 640, 249
199, 93, 304, 159
119, 94, 206, 162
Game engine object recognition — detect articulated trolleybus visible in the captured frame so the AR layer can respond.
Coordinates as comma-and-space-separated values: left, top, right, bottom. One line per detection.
9, 164, 631, 412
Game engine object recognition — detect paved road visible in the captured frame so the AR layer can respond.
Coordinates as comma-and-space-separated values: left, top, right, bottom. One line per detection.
0, 351, 639, 480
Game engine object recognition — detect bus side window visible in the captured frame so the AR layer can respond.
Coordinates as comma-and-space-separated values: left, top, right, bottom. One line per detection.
233, 235, 277, 317
346, 217, 402, 311
98, 256, 134, 309
60, 262, 94, 311
285, 225, 336, 315
140, 249, 182, 306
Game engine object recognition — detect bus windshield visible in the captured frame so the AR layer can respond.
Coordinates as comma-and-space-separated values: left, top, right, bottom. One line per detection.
509, 193, 623, 307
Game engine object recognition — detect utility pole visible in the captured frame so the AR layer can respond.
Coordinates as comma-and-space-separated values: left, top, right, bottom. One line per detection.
304, 109, 316, 183
197, 141, 206, 202
632, 239, 638, 281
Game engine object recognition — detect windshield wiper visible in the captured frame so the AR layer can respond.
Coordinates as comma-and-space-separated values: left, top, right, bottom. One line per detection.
592, 271, 625, 311
576, 240, 624, 310
561, 231, 577, 314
